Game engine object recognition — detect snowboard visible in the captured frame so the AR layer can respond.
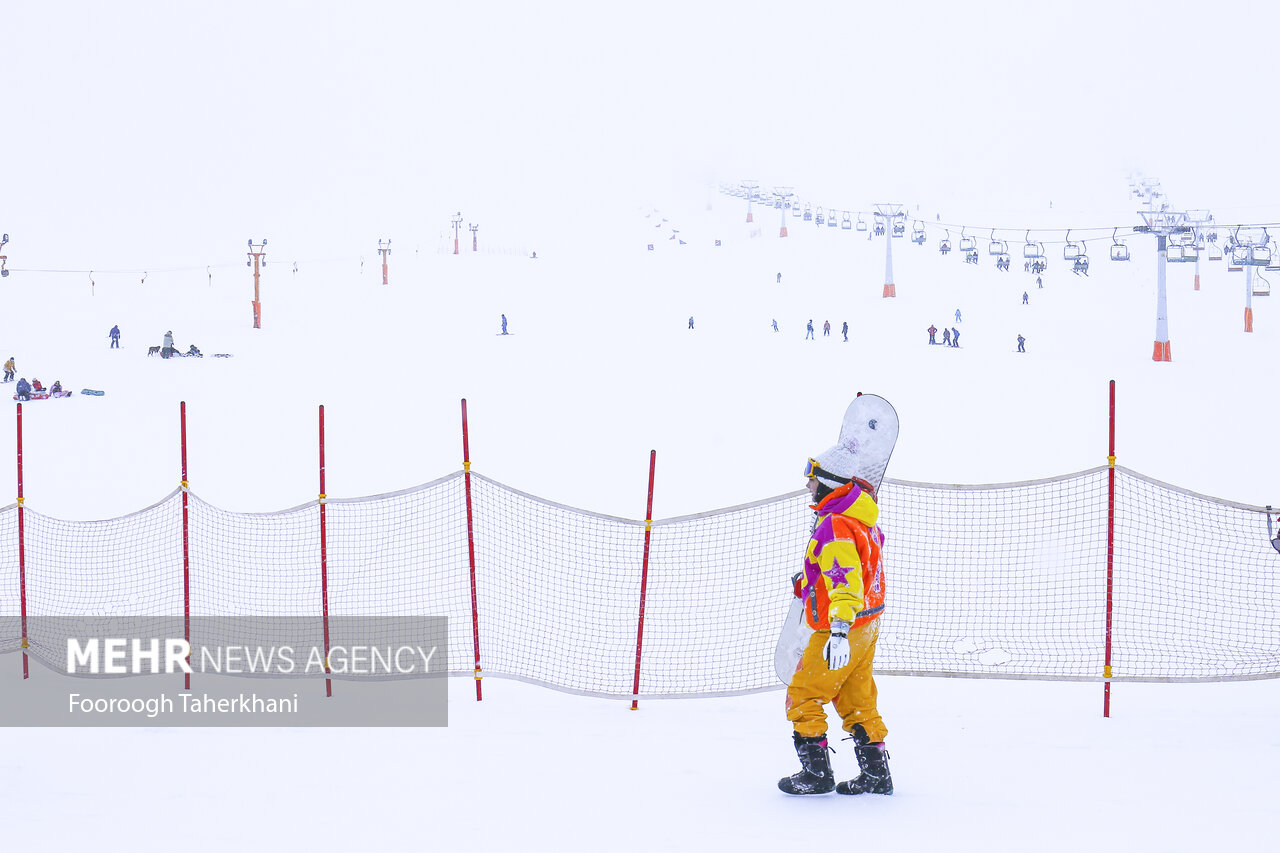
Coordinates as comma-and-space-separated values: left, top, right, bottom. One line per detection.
80, 389, 105, 396
811, 393, 899, 492
774, 596, 813, 684
14, 392, 50, 401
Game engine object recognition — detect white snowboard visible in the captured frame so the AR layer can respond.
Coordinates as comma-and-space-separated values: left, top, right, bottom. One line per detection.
773, 597, 813, 684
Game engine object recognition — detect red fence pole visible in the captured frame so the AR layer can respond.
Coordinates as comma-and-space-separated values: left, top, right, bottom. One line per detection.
17, 403, 28, 679
461, 399, 482, 700
1104, 380, 1116, 717
319, 405, 332, 697
180, 402, 191, 690
630, 450, 657, 710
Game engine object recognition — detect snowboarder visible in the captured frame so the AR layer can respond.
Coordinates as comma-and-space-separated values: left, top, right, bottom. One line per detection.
1037, 275, 1043, 289
942, 327, 952, 346
777, 272, 782, 284
31, 378, 44, 393
1017, 334, 1026, 353
823, 320, 831, 337
955, 309, 962, 323
688, 316, 695, 330
162, 330, 175, 358
109, 325, 121, 348
806, 320, 815, 340
501, 314, 508, 335
951, 327, 960, 347
772, 319, 779, 332
15, 377, 31, 401
927, 325, 938, 345
50, 380, 63, 396
842, 321, 849, 342
779, 394, 897, 797
2, 357, 14, 382
1022, 291, 1029, 305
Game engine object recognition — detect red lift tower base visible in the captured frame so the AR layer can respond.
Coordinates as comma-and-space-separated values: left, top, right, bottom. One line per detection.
883, 283, 896, 298
1152, 340, 1171, 361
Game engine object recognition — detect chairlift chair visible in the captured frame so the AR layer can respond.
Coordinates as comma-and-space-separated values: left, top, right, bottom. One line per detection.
1023, 240, 1045, 259
841, 212, 853, 230
989, 238, 1008, 256
1230, 244, 1269, 266
1254, 272, 1272, 296
1166, 244, 1197, 263
856, 214, 868, 231
815, 209, 825, 225
792, 201, 802, 218
1110, 242, 1130, 262
911, 222, 927, 244
803, 204, 813, 222
892, 219, 906, 237
958, 231, 976, 253
827, 208, 839, 227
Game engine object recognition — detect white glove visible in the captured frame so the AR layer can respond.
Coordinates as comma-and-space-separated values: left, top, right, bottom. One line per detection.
824, 621, 851, 670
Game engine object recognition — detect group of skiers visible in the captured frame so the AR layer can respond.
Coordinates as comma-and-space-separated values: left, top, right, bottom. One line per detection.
797, 319, 850, 341
926, 307, 1028, 353
5, 357, 70, 399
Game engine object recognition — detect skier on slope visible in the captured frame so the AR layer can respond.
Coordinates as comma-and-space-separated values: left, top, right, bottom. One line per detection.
779, 394, 896, 797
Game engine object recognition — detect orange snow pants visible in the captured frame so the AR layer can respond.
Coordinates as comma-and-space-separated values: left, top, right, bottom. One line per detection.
785, 619, 887, 743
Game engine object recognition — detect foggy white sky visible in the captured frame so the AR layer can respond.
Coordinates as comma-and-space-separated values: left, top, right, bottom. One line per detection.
4, 0, 1280, 272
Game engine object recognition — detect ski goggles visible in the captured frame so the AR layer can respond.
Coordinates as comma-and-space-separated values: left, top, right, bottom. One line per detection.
803, 458, 851, 484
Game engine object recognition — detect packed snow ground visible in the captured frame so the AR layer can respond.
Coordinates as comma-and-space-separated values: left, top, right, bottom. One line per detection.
2, 188, 1278, 851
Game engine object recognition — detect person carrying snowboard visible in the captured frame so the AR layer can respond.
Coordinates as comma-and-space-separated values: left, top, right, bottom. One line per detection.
779, 394, 896, 797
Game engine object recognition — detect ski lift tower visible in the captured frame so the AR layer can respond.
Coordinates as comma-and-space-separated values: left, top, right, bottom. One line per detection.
741, 180, 759, 224
378, 239, 391, 285
247, 238, 267, 329
875, 203, 905, 297
1133, 209, 1190, 361
774, 187, 793, 238
1231, 226, 1270, 333
0, 233, 8, 278
1186, 210, 1214, 291
451, 212, 464, 255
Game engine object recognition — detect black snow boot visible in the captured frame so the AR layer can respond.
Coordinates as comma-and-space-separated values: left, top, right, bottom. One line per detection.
836, 742, 893, 795
778, 732, 835, 795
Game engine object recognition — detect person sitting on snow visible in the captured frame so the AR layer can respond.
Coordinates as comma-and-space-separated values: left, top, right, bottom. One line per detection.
31, 378, 44, 392
186, 344, 202, 357
15, 377, 31, 401
50, 380, 63, 396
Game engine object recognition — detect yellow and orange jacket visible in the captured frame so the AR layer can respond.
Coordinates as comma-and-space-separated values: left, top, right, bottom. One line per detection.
794, 481, 886, 631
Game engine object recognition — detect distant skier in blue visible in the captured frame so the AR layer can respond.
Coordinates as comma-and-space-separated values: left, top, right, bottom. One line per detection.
1022, 292, 1029, 305
772, 319, 779, 332
109, 325, 121, 348
806, 320, 815, 340
689, 316, 695, 330
842, 321, 848, 342
951, 327, 960, 347
501, 314, 508, 335
941, 327, 952, 346
954, 309, 961, 323
1017, 334, 1026, 353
